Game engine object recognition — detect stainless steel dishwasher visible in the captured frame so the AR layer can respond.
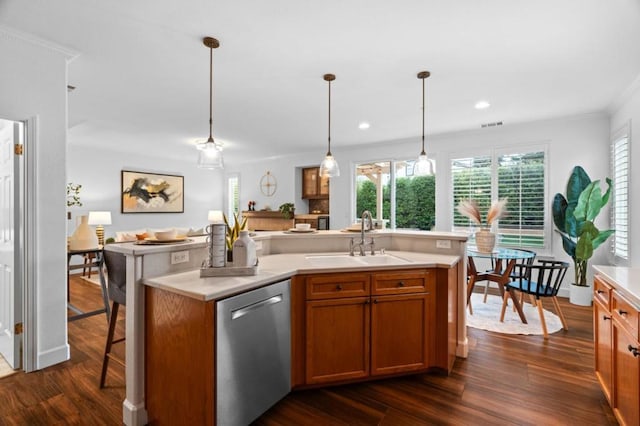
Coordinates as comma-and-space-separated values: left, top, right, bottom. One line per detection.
216, 279, 291, 426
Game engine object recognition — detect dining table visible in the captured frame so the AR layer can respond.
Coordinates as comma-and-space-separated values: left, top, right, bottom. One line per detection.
466, 247, 536, 324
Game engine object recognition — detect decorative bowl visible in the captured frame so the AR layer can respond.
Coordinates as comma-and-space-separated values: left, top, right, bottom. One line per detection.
295, 223, 311, 231
154, 229, 177, 241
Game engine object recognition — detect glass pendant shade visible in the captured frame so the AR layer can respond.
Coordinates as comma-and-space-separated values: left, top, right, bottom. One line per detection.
415, 70, 433, 176
319, 73, 339, 178
197, 36, 224, 169
415, 152, 435, 176
319, 153, 340, 177
197, 139, 224, 169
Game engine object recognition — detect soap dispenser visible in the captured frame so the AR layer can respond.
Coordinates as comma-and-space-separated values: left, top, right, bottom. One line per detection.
232, 230, 257, 268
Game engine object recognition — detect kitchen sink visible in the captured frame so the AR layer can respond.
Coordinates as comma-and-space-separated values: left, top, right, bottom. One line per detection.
305, 253, 411, 267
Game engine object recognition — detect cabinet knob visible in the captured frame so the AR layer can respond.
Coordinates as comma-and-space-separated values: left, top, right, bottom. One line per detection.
603, 315, 611, 321
364, 299, 369, 305
628, 345, 640, 357
618, 309, 628, 316
336, 285, 342, 291
596, 289, 604, 294
398, 281, 405, 287
373, 299, 378, 304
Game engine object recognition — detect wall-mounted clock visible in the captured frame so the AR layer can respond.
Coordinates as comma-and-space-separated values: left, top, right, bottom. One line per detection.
260, 171, 277, 197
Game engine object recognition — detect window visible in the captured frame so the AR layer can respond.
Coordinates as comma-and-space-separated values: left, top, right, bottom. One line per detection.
226, 173, 240, 220
355, 159, 436, 230
611, 125, 630, 262
452, 147, 547, 248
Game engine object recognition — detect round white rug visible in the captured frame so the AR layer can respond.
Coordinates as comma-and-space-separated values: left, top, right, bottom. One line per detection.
467, 292, 563, 335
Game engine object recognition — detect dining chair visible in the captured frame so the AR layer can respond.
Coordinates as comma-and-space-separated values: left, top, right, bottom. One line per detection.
499, 260, 569, 339
483, 248, 536, 303
99, 249, 127, 388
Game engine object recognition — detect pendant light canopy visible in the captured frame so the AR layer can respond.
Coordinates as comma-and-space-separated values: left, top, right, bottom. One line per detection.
415, 71, 434, 176
197, 36, 224, 169
319, 73, 340, 178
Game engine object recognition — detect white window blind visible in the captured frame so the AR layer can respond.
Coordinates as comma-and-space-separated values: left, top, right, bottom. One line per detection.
611, 133, 629, 261
452, 149, 546, 248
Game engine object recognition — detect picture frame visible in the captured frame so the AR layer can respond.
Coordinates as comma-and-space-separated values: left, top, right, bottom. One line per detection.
121, 170, 184, 213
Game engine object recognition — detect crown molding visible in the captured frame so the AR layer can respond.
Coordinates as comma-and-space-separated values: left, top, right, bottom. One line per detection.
0, 24, 79, 60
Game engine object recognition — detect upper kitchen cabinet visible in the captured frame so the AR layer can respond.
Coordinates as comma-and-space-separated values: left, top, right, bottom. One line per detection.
302, 167, 329, 199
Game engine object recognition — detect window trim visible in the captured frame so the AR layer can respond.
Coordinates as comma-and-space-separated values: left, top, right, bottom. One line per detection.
610, 122, 631, 265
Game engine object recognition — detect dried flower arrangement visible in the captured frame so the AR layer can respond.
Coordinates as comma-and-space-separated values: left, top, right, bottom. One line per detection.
457, 198, 508, 229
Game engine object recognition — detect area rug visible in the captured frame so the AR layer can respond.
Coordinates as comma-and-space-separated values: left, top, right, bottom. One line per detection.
0, 354, 17, 380
467, 293, 563, 336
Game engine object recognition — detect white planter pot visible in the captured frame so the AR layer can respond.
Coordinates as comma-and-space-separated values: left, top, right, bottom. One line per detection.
569, 283, 592, 306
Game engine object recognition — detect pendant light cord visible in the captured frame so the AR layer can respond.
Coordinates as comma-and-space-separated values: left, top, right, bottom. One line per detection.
421, 75, 426, 155
208, 45, 214, 142
327, 78, 332, 156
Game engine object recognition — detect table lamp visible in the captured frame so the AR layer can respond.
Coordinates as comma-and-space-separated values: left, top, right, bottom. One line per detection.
88, 211, 112, 246
208, 210, 224, 223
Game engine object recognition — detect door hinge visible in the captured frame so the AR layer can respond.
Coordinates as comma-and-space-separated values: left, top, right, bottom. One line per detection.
14, 144, 23, 155
14, 323, 23, 335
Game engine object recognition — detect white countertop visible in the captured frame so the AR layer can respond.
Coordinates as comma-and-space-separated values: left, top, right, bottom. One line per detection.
143, 250, 460, 302
593, 265, 640, 308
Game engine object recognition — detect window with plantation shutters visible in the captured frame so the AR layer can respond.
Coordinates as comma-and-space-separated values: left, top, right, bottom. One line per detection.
451, 147, 547, 248
611, 126, 629, 262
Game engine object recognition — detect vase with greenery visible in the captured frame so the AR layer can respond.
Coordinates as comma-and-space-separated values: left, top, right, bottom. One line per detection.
552, 166, 614, 295
279, 202, 295, 220
223, 212, 248, 262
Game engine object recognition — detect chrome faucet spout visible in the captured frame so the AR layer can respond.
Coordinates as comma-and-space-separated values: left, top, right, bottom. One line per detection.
361, 210, 373, 243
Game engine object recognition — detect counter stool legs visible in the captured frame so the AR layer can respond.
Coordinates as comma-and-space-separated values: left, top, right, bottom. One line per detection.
99, 302, 125, 388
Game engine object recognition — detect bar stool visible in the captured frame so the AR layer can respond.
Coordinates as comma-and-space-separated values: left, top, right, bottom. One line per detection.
99, 250, 127, 388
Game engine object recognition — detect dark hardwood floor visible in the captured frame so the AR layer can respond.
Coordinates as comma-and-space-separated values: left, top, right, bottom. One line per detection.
0, 276, 616, 425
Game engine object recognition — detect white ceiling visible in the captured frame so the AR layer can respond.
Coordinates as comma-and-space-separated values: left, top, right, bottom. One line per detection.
2, 0, 640, 165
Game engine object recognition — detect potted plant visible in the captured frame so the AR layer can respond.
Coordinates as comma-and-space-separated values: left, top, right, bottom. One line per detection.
457, 198, 508, 253
552, 166, 614, 305
279, 202, 295, 220
223, 212, 248, 262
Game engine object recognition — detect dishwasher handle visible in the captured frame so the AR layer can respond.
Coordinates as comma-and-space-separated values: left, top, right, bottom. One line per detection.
231, 294, 283, 320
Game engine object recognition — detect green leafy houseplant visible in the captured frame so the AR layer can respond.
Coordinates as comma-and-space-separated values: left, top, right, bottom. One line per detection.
552, 166, 614, 287
279, 202, 295, 220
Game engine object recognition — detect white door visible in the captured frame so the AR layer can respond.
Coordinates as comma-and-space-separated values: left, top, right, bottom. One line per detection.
0, 119, 22, 369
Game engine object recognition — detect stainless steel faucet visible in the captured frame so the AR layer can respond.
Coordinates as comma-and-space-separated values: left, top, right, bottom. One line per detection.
350, 210, 375, 256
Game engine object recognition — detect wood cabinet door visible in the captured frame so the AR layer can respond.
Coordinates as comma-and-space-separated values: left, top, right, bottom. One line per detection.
305, 297, 370, 384
612, 321, 640, 426
302, 167, 319, 199
318, 173, 330, 197
370, 293, 430, 376
594, 298, 613, 403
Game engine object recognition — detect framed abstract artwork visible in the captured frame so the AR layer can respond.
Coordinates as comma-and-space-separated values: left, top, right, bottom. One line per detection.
121, 170, 184, 213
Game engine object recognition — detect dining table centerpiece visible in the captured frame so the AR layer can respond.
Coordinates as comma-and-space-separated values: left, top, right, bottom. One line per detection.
457, 198, 508, 253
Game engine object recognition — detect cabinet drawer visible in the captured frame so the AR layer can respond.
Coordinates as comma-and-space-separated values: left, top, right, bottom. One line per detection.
612, 291, 639, 338
371, 269, 434, 295
306, 273, 370, 300
594, 276, 612, 310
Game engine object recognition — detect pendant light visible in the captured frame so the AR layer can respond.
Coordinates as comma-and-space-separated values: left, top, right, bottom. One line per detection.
414, 71, 434, 176
197, 36, 224, 169
319, 73, 340, 178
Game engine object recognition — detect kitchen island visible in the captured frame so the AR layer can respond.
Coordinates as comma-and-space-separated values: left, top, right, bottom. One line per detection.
104, 229, 468, 425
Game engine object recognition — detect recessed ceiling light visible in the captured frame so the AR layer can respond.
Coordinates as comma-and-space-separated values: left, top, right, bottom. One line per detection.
358, 122, 370, 130
475, 101, 491, 110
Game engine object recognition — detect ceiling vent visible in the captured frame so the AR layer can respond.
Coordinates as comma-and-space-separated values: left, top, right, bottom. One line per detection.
481, 121, 503, 128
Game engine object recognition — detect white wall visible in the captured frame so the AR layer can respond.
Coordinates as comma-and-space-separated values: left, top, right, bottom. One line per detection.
0, 28, 74, 369
66, 144, 223, 237
610, 78, 640, 267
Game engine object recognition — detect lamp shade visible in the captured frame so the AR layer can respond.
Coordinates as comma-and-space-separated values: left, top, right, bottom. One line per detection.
197, 141, 224, 169
208, 210, 224, 223
88, 211, 112, 226
319, 154, 340, 177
